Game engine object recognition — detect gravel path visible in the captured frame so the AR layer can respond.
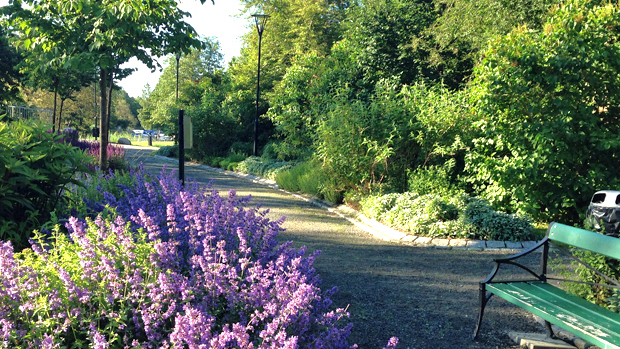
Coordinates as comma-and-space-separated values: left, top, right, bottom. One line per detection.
123, 147, 551, 349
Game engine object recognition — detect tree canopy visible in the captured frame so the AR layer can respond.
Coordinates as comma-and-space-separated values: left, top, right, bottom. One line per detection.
3, 0, 206, 170
466, 0, 620, 222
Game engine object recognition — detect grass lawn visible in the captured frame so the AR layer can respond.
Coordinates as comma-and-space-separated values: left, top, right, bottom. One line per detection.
83, 131, 172, 148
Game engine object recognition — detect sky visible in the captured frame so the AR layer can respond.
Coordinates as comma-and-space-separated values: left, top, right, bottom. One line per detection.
119, 0, 250, 98
1, 0, 250, 98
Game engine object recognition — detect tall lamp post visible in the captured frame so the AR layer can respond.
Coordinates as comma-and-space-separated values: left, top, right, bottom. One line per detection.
252, 13, 269, 156
176, 52, 185, 186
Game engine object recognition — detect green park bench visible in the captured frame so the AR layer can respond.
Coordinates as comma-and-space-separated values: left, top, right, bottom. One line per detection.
473, 222, 620, 349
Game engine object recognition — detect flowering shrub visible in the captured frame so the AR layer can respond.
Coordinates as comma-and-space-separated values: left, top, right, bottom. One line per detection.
65, 135, 128, 172
0, 166, 376, 348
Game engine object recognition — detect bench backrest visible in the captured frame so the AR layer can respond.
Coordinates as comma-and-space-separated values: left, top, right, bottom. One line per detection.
548, 222, 620, 260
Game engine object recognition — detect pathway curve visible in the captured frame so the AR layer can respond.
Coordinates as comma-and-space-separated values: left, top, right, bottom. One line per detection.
123, 147, 545, 349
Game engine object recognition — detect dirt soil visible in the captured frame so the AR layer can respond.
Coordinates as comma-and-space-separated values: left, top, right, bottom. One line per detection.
124, 147, 559, 349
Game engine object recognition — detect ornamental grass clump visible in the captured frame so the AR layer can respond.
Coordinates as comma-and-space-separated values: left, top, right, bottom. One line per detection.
0, 166, 366, 348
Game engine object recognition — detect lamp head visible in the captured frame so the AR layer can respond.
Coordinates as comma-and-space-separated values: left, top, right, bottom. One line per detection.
251, 14, 270, 35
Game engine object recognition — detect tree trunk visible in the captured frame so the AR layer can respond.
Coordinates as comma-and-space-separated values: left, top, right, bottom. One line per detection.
58, 98, 65, 132
107, 69, 114, 133
99, 69, 109, 172
52, 76, 59, 133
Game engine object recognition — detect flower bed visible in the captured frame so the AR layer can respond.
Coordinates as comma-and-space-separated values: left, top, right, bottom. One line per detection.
0, 166, 379, 348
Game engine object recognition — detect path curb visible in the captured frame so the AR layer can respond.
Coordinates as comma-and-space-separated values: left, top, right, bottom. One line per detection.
151, 153, 540, 252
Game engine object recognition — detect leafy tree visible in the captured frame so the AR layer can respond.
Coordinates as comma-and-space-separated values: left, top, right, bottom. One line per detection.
466, 0, 620, 223
55, 69, 97, 132
223, 0, 349, 152
111, 89, 140, 130
342, 0, 440, 88
187, 71, 243, 159
138, 40, 223, 135
22, 84, 139, 136
415, 0, 562, 86
266, 45, 361, 159
0, 26, 22, 104
5, 0, 207, 171
427, 0, 560, 57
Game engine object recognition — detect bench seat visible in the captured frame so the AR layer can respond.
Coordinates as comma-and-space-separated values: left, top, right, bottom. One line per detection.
474, 222, 620, 348
488, 281, 620, 349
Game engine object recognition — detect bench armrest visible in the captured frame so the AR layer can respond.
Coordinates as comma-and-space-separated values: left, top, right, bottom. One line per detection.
481, 237, 549, 285
494, 237, 548, 264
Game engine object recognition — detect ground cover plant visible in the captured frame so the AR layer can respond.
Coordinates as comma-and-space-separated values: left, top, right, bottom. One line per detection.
359, 192, 535, 242
1, 162, 398, 348
236, 156, 295, 181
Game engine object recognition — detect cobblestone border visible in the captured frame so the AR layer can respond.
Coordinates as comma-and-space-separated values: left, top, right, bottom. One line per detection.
149, 153, 540, 252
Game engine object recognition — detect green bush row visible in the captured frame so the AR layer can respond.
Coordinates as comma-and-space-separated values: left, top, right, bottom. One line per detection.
236, 156, 295, 181
274, 161, 343, 205
204, 153, 247, 171
359, 192, 535, 242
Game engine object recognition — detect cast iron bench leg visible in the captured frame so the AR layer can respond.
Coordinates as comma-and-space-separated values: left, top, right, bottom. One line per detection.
473, 283, 493, 340
544, 320, 555, 339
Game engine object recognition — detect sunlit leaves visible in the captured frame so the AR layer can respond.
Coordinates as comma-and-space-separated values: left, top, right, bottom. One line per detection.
466, 0, 620, 223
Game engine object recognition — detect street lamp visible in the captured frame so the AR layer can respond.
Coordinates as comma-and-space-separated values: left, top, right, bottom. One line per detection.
252, 13, 269, 156
176, 51, 185, 185
176, 52, 181, 103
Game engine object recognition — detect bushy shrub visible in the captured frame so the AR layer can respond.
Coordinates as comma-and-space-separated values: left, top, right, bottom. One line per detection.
462, 197, 535, 241
360, 193, 401, 221
226, 162, 239, 171
229, 141, 253, 156
275, 167, 301, 192
466, 0, 620, 223
260, 142, 279, 160
1, 166, 363, 348
154, 145, 178, 158
236, 156, 295, 181
276, 162, 324, 193
69, 139, 128, 172
360, 192, 535, 241
275, 161, 343, 204
408, 159, 461, 197
0, 120, 90, 249
209, 156, 224, 168
219, 153, 246, 169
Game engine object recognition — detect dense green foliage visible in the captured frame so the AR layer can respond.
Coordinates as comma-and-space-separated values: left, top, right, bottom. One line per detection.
360, 192, 534, 241
466, 0, 620, 223
0, 120, 89, 249
235, 156, 294, 181
0, 27, 22, 104
3, 0, 614, 240
4, 0, 205, 171
136, 0, 620, 233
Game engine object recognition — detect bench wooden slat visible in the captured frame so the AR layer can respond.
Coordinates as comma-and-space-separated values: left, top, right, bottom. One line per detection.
548, 223, 620, 260
530, 282, 620, 330
488, 281, 620, 349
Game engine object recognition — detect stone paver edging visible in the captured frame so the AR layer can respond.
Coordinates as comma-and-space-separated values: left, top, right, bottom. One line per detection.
153, 154, 539, 252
